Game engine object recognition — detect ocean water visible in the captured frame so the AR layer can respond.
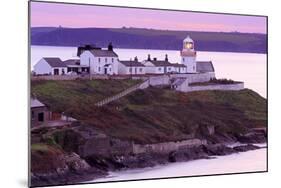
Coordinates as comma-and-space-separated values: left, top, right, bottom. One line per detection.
91, 148, 267, 182
30, 46, 267, 98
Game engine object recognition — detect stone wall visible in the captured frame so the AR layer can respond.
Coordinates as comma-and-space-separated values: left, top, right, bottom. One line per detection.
185, 83, 244, 92
132, 139, 207, 154
170, 72, 216, 84
148, 75, 170, 86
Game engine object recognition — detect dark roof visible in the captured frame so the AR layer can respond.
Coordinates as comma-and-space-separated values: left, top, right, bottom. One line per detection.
171, 63, 186, 68
77, 44, 101, 56
64, 59, 80, 66
146, 60, 186, 68
119, 61, 145, 67
43, 58, 66, 67
89, 49, 118, 57
148, 60, 173, 66
31, 98, 45, 108
196, 61, 215, 73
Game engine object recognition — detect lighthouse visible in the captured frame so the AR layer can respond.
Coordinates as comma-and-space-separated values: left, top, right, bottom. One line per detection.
181, 35, 197, 73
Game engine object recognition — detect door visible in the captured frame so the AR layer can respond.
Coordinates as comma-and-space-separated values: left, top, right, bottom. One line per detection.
38, 112, 44, 122
104, 67, 107, 74
54, 69, 59, 75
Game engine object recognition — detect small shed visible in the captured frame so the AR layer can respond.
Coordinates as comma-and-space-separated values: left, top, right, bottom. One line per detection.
31, 98, 49, 127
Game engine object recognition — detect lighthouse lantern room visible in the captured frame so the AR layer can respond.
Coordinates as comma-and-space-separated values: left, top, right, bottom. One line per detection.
181, 35, 197, 73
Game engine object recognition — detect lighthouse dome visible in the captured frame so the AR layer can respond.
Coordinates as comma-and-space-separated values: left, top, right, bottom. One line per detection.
183, 35, 193, 43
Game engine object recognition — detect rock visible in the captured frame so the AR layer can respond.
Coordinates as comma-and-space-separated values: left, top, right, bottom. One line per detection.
237, 132, 266, 143
168, 146, 209, 162
203, 144, 235, 156
233, 144, 260, 152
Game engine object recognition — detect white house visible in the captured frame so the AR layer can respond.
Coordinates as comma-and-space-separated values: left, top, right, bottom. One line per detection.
181, 35, 197, 73
118, 57, 145, 75
79, 43, 119, 75
34, 58, 67, 75
142, 54, 187, 74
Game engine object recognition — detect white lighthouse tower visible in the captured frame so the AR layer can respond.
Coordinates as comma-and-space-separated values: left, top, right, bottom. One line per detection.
181, 35, 197, 73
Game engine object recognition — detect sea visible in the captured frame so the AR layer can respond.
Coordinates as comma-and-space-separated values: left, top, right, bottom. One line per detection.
31, 46, 267, 180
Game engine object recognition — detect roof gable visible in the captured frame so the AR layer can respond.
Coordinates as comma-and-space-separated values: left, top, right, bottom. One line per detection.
64, 59, 80, 66
89, 49, 118, 57
196, 61, 215, 73
120, 61, 145, 67
43, 58, 66, 67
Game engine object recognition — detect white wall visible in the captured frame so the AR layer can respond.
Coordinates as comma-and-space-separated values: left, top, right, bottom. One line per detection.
182, 56, 197, 73
80, 51, 118, 75
118, 63, 146, 75
33, 59, 52, 75
51, 67, 67, 75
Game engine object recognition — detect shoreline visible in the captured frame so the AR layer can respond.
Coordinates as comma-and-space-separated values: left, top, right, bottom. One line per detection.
90, 144, 267, 183
31, 142, 266, 186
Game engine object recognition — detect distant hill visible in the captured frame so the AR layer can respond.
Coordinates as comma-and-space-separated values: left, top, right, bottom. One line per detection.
31, 27, 267, 54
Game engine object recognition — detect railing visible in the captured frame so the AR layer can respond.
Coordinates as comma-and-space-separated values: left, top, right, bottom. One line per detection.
95, 79, 149, 107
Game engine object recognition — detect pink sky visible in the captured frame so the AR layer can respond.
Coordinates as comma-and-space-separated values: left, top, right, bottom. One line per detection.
30, 1, 267, 33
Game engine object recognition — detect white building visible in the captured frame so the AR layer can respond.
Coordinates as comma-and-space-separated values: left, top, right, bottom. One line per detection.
142, 54, 187, 74
34, 58, 67, 75
118, 57, 145, 75
79, 43, 119, 75
181, 35, 197, 73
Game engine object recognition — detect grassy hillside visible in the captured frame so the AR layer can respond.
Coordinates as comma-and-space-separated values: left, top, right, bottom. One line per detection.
31, 79, 141, 116
31, 80, 267, 144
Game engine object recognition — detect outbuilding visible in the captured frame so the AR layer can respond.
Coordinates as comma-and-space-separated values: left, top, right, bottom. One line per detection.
118, 57, 145, 75
34, 57, 67, 75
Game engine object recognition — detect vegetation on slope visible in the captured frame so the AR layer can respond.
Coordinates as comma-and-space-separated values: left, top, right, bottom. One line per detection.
31, 79, 141, 116
31, 80, 267, 144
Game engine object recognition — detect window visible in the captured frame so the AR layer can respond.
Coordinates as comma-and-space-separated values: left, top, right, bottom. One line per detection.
193, 66, 195, 71
31, 111, 34, 120
105, 58, 107, 63
109, 68, 112, 72
112, 58, 114, 63
158, 67, 162, 71
168, 67, 171, 70
182, 58, 185, 62
98, 58, 101, 62
129, 68, 132, 73
139, 68, 142, 72
98, 67, 101, 72
38, 112, 44, 122
88, 58, 91, 64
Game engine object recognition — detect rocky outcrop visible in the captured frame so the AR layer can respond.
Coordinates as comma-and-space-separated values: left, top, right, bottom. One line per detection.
236, 130, 267, 143
31, 143, 107, 187
30, 124, 267, 187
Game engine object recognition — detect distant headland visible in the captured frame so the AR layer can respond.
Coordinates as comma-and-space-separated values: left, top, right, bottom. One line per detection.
31, 27, 267, 54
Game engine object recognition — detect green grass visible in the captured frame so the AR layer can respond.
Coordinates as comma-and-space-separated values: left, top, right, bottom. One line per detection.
31, 79, 141, 117
31, 80, 267, 144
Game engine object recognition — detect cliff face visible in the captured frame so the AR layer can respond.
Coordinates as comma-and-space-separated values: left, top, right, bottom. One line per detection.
30, 143, 107, 187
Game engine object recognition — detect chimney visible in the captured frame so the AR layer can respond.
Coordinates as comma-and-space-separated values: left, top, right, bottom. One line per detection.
108, 42, 113, 51
147, 54, 151, 61
165, 54, 168, 61
153, 57, 157, 61
134, 56, 138, 62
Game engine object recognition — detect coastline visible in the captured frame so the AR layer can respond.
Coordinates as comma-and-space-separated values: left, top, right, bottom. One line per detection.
91, 146, 267, 183
31, 140, 267, 187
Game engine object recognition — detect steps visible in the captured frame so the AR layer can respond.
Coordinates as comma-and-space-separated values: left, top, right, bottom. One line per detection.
95, 79, 149, 107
